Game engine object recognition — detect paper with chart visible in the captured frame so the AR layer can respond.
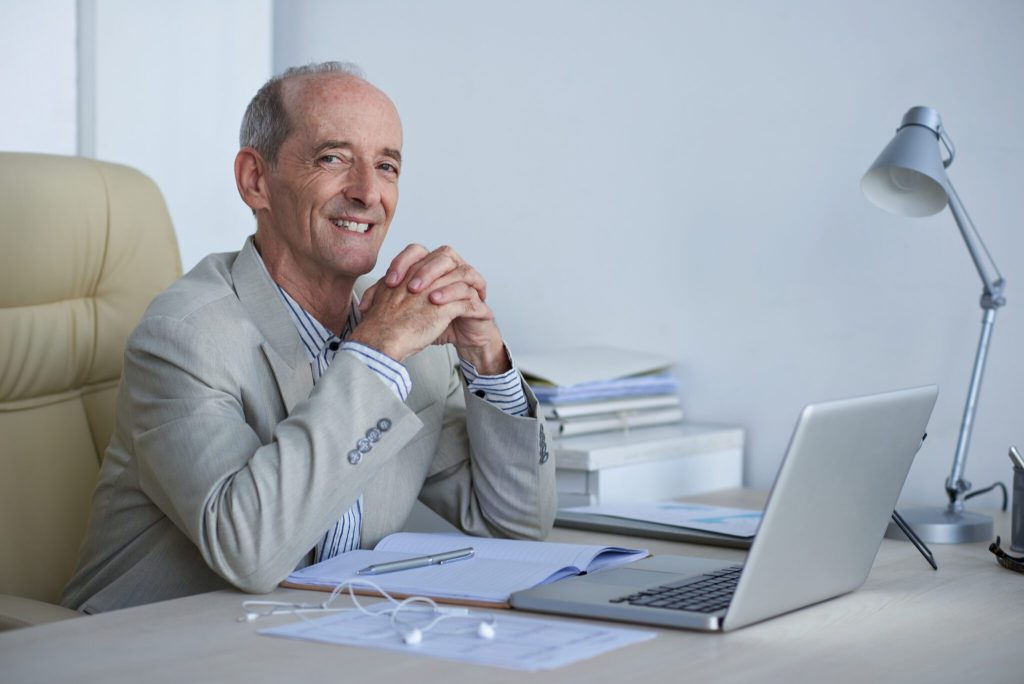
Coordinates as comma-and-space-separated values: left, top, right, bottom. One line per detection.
564, 501, 762, 538
260, 606, 656, 671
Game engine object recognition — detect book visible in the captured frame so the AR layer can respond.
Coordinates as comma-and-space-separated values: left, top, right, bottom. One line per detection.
519, 345, 681, 406
282, 532, 648, 607
530, 371, 680, 405
547, 407, 685, 437
542, 394, 681, 420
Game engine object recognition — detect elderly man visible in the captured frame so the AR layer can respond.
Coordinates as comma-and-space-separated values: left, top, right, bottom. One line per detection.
61, 62, 556, 613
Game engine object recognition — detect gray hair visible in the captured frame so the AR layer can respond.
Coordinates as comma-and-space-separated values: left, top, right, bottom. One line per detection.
239, 61, 366, 165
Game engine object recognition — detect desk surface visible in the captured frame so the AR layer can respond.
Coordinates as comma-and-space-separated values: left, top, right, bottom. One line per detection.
2, 489, 1019, 683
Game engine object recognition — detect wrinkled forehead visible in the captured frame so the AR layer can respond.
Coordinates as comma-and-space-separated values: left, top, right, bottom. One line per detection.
282, 74, 403, 148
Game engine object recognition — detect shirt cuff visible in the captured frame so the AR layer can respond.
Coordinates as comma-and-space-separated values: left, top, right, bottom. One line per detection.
459, 354, 529, 417
340, 341, 412, 402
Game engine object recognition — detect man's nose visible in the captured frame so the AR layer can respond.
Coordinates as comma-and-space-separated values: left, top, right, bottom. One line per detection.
343, 162, 381, 208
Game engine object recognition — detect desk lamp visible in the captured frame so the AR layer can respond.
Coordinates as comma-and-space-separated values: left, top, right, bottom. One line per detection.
862, 106, 1006, 544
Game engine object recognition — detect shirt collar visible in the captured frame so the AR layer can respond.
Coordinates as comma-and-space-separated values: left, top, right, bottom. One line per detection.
251, 246, 362, 361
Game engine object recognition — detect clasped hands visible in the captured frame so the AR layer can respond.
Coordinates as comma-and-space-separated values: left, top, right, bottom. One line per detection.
349, 244, 510, 375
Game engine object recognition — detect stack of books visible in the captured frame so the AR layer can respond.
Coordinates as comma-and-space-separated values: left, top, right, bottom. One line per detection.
518, 346, 684, 438
539, 392, 683, 437
516, 346, 741, 509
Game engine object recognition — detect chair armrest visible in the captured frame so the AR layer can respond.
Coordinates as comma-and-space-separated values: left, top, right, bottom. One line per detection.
0, 594, 84, 631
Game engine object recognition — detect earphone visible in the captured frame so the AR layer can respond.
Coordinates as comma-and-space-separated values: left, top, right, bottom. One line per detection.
239, 577, 497, 646
477, 620, 496, 640
399, 620, 494, 645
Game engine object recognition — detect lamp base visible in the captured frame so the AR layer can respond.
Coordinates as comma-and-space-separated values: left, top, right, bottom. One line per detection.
884, 506, 993, 544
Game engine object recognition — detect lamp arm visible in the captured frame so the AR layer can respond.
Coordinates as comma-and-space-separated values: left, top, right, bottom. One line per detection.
946, 307, 998, 505
945, 182, 1006, 305
942, 181, 1006, 506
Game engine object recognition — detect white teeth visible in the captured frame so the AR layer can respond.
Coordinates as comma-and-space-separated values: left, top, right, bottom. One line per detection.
332, 219, 370, 233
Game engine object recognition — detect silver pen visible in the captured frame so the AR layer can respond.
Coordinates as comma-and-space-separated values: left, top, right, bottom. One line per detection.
356, 547, 475, 576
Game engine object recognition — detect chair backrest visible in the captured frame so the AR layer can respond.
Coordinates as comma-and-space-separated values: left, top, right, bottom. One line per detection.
0, 153, 182, 602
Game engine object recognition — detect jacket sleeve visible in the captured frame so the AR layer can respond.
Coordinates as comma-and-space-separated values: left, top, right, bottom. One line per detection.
416, 346, 557, 540
126, 315, 423, 593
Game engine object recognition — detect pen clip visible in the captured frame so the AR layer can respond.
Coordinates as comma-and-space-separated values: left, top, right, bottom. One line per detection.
439, 550, 474, 564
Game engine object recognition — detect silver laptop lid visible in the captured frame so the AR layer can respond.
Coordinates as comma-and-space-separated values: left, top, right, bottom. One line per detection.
723, 385, 938, 630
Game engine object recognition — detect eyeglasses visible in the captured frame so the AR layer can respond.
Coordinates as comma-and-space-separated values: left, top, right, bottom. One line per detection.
988, 536, 1024, 574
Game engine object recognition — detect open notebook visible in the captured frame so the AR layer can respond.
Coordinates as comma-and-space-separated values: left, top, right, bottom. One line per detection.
282, 532, 648, 607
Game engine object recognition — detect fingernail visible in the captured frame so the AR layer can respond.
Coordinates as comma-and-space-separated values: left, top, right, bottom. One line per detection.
386, 271, 399, 285
409, 278, 422, 290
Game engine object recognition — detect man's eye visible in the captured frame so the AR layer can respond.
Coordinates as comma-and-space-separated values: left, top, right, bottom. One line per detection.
319, 155, 340, 164
378, 162, 399, 174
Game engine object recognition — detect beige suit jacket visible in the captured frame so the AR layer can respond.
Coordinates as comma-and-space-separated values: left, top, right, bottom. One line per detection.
61, 239, 556, 613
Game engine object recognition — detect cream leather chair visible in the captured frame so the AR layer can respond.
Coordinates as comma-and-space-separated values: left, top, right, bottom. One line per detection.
0, 152, 181, 629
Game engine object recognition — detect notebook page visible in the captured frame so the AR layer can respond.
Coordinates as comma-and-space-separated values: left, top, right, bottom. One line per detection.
287, 550, 579, 604
374, 532, 646, 571
286, 533, 649, 603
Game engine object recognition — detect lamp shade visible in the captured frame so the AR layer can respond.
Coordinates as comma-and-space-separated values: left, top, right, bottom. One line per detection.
861, 107, 951, 218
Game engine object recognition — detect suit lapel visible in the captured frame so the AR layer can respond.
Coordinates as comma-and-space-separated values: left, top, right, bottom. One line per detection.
260, 342, 311, 414
231, 237, 313, 414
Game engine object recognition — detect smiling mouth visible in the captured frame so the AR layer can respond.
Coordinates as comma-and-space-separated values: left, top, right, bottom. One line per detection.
331, 218, 372, 234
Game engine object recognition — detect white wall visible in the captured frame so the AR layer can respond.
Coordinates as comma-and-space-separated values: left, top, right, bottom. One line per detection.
274, 0, 1024, 507
81, 0, 273, 270
2, 1, 272, 270
0, 0, 77, 154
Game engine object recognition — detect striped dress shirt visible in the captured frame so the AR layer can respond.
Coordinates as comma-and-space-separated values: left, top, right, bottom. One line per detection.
272, 281, 528, 563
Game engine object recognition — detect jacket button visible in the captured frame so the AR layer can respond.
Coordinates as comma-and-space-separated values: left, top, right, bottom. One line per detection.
357, 438, 372, 453
366, 428, 382, 442
347, 450, 362, 465
377, 418, 392, 432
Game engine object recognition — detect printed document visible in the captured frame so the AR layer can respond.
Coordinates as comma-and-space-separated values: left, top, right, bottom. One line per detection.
261, 605, 656, 671
564, 501, 762, 538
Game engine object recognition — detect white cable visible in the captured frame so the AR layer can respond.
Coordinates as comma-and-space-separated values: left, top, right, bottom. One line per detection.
239, 575, 496, 645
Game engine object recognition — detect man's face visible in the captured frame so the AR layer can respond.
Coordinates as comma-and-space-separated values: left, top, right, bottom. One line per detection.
261, 74, 403, 284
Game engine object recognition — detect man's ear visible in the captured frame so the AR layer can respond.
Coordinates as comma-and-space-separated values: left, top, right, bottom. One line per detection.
235, 147, 271, 214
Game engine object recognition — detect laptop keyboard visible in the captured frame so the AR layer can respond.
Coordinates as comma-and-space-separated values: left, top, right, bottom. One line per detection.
609, 564, 743, 613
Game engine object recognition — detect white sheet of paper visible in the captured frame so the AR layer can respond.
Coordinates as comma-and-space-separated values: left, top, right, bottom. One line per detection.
516, 346, 673, 387
260, 606, 655, 671
565, 501, 762, 538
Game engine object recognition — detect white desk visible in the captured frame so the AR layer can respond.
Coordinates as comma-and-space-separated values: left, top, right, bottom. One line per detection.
1, 490, 1019, 683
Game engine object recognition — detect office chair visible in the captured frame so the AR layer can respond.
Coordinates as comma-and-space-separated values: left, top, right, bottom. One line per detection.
0, 153, 181, 629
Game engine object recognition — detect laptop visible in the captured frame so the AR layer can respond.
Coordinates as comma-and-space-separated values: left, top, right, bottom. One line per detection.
511, 385, 938, 631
